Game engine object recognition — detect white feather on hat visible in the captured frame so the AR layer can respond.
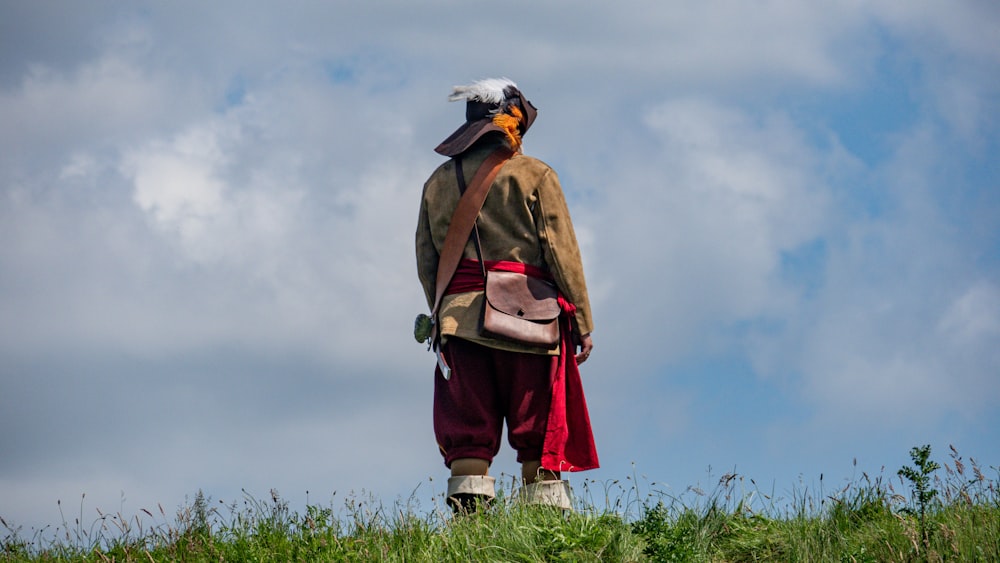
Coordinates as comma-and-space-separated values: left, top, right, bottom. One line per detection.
447, 78, 517, 104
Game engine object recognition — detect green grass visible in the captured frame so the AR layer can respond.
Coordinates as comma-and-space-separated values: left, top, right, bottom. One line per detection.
2, 446, 998, 562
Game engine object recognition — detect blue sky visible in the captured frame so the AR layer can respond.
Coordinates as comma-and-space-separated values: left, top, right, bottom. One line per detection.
1, 1, 998, 534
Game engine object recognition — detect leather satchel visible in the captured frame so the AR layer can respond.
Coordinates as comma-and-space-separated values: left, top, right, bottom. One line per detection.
481, 269, 561, 349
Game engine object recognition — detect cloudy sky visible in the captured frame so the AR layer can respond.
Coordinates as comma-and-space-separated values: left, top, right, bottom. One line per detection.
2, 1, 998, 533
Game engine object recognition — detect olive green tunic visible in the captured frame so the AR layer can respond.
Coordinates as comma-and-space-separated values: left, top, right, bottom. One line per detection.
416, 138, 593, 355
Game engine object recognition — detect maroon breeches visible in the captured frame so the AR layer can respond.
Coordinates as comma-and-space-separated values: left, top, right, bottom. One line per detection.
433, 337, 557, 468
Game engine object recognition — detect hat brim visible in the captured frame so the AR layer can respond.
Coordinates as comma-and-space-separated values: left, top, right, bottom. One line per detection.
434, 118, 505, 157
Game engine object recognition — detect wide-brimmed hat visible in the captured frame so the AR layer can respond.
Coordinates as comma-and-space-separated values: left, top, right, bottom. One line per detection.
434, 78, 538, 157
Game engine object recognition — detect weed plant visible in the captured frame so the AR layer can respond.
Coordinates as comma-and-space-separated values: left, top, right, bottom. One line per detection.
2, 445, 997, 562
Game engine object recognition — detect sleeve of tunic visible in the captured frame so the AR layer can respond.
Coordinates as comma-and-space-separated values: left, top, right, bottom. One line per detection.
533, 167, 594, 337
415, 181, 439, 310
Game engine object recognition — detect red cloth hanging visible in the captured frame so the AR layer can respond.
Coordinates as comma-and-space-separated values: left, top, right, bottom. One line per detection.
445, 259, 599, 472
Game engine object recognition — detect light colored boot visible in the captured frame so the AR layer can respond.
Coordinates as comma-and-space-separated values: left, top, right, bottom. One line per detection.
521, 480, 573, 510
446, 475, 496, 513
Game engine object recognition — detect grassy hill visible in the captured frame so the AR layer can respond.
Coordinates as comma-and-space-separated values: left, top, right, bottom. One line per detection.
3, 445, 997, 561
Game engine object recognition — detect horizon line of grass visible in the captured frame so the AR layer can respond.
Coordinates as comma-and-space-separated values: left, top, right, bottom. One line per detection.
2, 444, 998, 562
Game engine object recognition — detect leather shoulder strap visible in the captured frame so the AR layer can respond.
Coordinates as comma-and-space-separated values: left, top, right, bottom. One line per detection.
431, 148, 513, 315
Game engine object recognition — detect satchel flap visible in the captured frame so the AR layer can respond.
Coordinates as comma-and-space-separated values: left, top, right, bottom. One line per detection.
485, 270, 561, 321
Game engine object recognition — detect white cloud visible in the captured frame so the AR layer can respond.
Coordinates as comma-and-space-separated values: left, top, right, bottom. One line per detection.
868, 0, 1000, 145
872, 0, 1000, 63
587, 98, 834, 367
126, 127, 230, 259
745, 123, 1000, 423
939, 281, 1000, 349
0, 55, 205, 172
59, 153, 100, 180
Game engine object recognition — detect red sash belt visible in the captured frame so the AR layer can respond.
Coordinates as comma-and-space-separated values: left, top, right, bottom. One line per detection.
444, 258, 599, 472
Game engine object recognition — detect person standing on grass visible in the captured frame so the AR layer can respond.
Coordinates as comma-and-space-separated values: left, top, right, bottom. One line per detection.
415, 78, 599, 512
